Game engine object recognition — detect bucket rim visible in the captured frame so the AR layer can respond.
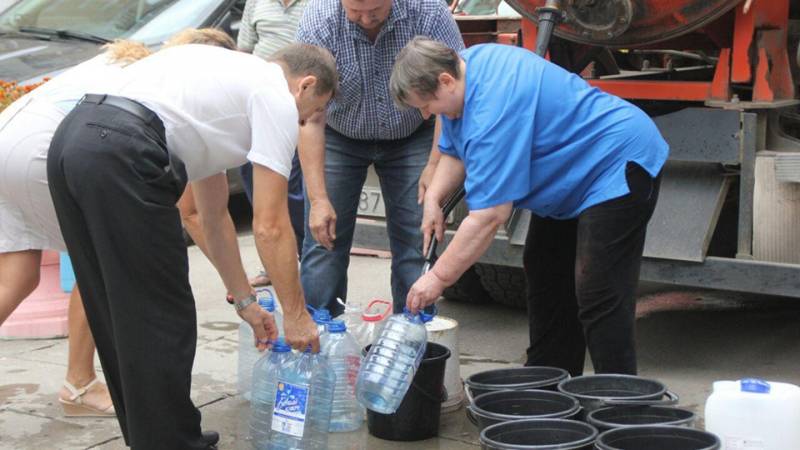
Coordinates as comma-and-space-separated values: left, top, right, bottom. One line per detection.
557, 374, 668, 401
480, 418, 598, 450
471, 389, 581, 421
420, 342, 451, 365
465, 366, 570, 390
361, 342, 451, 363
595, 425, 721, 450
586, 405, 696, 430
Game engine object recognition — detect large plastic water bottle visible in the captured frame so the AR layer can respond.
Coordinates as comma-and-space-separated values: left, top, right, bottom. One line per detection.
321, 320, 365, 432
355, 307, 434, 414
269, 348, 336, 450
249, 338, 293, 449
238, 289, 282, 401
705, 378, 800, 450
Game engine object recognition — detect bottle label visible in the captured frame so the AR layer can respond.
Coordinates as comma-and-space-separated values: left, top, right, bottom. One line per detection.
271, 381, 310, 438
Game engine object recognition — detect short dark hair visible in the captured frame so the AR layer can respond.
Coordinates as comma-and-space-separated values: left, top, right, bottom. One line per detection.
268, 43, 339, 97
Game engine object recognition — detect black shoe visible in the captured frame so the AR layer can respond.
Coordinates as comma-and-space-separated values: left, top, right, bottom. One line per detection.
202, 431, 220, 446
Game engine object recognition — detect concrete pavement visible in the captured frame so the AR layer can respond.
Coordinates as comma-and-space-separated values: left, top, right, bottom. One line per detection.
2, 233, 800, 449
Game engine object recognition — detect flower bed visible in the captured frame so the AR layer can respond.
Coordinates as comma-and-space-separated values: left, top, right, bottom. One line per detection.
0, 79, 48, 112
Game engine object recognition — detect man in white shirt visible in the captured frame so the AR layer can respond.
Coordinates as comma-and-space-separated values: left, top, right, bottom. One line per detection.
46, 43, 337, 450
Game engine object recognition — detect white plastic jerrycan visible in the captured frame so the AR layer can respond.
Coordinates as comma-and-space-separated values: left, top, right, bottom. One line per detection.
705, 378, 800, 450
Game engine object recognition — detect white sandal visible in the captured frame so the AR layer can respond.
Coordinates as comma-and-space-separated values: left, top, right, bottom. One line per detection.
59, 377, 116, 417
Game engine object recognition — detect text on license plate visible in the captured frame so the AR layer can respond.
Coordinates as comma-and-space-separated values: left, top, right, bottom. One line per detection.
358, 188, 386, 218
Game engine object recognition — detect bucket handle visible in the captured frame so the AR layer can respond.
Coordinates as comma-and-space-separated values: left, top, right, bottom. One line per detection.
602, 390, 679, 407
465, 405, 479, 427
411, 381, 448, 404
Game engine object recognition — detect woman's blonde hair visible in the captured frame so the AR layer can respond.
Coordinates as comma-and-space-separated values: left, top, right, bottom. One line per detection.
163, 28, 236, 50
102, 40, 152, 67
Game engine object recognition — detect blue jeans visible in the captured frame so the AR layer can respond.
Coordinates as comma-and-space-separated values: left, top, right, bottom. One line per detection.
240, 153, 305, 257
301, 124, 433, 316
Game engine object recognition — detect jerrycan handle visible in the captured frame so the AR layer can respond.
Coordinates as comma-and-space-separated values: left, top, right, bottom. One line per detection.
402, 305, 437, 323
362, 299, 392, 321
420, 305, 437, 323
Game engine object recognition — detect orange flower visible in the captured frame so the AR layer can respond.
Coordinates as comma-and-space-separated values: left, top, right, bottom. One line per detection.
0, 78, 48, 113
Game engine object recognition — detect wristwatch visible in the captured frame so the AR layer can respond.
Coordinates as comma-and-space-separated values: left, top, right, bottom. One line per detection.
233, 293, 257, 312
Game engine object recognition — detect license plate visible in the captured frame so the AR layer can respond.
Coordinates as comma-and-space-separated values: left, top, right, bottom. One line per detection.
358, 187, 456, 223
358, 187, 386, 218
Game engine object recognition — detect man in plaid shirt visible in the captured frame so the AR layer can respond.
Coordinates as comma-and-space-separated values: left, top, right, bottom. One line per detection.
296, 0, 464, 315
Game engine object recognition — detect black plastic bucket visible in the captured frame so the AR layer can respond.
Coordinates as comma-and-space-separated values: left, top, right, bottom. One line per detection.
587, 405, 695, 431
365, 342, 451, 441
595, 426, 720, 450
467, 389, 581, 431
480, 419, 598, 450
557, 375, 678, 413
465, 366, 570, 402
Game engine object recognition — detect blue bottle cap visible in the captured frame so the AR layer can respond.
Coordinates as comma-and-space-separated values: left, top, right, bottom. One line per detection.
271, 338, 291, 353
312, 308, 332, 324
402, 306, 437, 323
327, 320, 346, 333
740, 378, 771, 394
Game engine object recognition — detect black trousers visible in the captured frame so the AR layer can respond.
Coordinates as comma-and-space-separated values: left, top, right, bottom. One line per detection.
47, 99, 208, 449
523, 161, 662, 376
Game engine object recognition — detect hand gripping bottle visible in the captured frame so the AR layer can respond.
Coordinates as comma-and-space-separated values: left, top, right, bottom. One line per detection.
354, 307, 434, 414
239, 291, 281, 400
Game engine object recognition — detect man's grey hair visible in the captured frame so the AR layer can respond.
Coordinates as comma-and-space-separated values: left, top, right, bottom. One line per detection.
268, 43, 339, 97
390, 36, 461, 108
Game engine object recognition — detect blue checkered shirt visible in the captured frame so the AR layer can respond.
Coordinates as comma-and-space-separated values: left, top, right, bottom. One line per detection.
296, 0, 464, 140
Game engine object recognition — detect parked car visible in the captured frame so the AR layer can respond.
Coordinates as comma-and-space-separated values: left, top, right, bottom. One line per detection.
0, 1, 16, 13
0, 0, 248, 191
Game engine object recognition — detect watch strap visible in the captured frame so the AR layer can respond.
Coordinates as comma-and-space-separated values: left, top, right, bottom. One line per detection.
234, 293, 257, 312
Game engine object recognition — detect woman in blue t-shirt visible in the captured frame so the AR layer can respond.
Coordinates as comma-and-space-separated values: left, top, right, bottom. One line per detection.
390, 37, 669, 376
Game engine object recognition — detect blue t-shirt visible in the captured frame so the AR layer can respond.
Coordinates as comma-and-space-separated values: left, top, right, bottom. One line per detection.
439, 44, 669, 219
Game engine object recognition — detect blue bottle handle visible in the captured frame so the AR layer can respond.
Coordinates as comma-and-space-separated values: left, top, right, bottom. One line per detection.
419, 305, 438, 323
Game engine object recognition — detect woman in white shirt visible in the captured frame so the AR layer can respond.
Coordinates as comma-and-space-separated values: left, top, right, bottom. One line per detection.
0, 28, 237, 418
0, 41, 150, 417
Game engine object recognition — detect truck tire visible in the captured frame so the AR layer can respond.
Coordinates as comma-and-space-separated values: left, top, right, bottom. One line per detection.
442, 265, 492, 304
474, 264, 528, 309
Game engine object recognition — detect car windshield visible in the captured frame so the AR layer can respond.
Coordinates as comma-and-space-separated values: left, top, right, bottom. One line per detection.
0, 0, 223, 45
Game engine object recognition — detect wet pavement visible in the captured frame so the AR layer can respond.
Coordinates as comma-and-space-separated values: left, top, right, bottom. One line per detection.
2, 234, 800, 449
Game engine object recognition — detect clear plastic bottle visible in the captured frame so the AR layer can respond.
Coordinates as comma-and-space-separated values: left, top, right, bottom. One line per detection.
239, 291, 282, 401
321, 320, 365, 432
347, 299, 392, 350
249, 338, 293, 450
355, 307, 434, 414
268, 348, 336, 450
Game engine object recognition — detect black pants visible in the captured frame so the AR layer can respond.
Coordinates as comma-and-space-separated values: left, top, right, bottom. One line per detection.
47, 99, 208, 449
523, 161, 662, 376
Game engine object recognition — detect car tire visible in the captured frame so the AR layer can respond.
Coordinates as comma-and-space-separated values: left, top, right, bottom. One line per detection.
474, 263, 528, 309
442, 265, 492, 304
